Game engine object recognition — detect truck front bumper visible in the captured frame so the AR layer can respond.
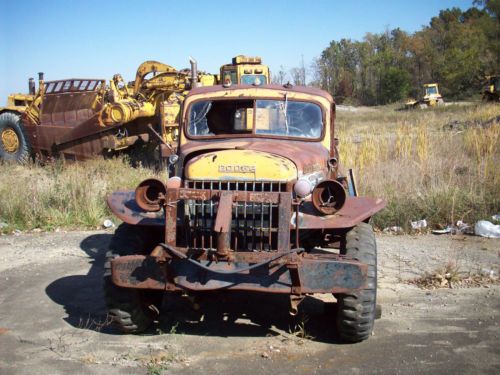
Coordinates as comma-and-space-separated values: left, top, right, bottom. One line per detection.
111, 250, 367, 294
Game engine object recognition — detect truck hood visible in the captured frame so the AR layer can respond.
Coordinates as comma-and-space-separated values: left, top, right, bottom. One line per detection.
182, 140, 329, 181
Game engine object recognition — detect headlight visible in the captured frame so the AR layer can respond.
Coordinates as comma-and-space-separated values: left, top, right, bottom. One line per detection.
293, 172, 324, 198
168, 154, 179, 165
294, 178, 313, 197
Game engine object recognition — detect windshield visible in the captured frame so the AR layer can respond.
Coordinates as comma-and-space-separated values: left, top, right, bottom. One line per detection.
187, 99, 323, 139
241, 74, 267, 85
425, 86, 438, 95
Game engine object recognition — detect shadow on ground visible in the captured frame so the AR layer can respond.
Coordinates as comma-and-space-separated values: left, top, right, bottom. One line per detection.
45, 233, 340, 343
45, 233, 115, 333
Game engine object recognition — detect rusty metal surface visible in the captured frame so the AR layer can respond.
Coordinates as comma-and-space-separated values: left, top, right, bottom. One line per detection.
180, 139, 329, 176
187, 84, 334, 103
107, 189, 385, 230
24, 117, 151, 160
21, 76, 156, 161
107, 191, 164, 226
310, 179, 346, 215
165, 188, 177, 246
110, 253, 367, 294
214, 191, 233, 256
295, 196, 386, 229
277, 192, 292, 252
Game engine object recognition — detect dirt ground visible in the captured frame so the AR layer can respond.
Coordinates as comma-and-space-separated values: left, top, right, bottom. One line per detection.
0, 230, 499, 374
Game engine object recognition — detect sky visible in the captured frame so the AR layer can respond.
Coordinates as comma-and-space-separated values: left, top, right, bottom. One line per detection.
0, 0, 475, 105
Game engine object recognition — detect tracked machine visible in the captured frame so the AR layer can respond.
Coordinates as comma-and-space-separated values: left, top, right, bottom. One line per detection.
405, 83, 444, 109
104, 81, 386, 342
482, 75, 500, 102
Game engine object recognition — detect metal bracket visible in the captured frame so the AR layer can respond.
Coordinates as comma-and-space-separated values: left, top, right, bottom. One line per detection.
289, 294, 304, 316
288, 262, 302, 295
214, 191, 233, 257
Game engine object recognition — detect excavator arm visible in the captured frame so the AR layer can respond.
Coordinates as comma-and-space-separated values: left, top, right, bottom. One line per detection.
133, 60, 178, 94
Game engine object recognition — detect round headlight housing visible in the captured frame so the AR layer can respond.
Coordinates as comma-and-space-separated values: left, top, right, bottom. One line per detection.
135, 178, 167, 212
293, 172, 324, 198
168, 154, 179, 165
294, 178, 313, 198
311, 179, 346, 215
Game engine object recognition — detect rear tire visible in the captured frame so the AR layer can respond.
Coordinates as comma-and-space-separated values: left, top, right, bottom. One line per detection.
334, 223, 377, 342
0, 112, 32, 163
103, 223, 161, 333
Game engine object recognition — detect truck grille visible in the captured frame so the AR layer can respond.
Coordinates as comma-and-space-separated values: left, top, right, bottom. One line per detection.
184, 180, 288, 192
183, 180, 289, 252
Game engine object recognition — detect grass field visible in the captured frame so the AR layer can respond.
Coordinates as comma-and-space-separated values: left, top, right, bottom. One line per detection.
0, 158, 159, 233
0, 103, 498, 234
336, 103, 500, 231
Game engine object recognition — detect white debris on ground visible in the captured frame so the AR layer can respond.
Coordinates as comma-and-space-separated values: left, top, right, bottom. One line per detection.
475, 220, 500, 238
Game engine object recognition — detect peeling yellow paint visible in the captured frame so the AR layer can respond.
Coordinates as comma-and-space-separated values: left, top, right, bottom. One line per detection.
185, 149, 297, 181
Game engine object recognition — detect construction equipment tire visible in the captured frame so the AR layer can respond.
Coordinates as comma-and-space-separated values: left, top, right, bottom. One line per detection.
0, 112, 32, 163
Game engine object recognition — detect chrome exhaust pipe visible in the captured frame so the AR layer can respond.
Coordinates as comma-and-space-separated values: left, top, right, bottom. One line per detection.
189, 57, 200, 88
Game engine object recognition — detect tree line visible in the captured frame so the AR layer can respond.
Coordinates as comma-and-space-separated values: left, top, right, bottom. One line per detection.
275, 1, 499, 105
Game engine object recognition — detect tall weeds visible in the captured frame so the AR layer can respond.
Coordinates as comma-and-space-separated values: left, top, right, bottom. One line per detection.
0, 157, 157, 233
337, 104, 500, 230
0, 104, 498, 233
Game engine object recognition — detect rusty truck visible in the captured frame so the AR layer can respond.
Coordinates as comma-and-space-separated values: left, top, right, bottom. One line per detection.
104, 81, 386, 342
0, 56, 269, 164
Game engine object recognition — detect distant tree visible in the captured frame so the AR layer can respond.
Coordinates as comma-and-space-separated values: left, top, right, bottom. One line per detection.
289, 56, 307, 86
313, 1, 499, 103
380, 67, 411, 103
272, 65, 288, 85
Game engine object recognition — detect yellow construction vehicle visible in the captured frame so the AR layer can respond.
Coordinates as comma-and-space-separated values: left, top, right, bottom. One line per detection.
405, 83, 444, 109
0, 93, 34, 115
0, 56, 271, 163
482, 75, 500, 102
219, 55, 271, 86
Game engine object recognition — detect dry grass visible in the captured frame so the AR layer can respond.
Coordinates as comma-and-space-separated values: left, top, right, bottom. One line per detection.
337, 103, 500, 231
0, 157, 158, 233
409, 261, 499, 289
0, 104, 498, 234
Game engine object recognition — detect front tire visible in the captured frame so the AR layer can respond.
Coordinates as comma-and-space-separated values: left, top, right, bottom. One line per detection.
103, 223, 161, 333
334, 223, 377, 342
0, 112, 32, 163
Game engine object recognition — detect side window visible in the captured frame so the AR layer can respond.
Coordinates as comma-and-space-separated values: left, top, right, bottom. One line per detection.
88, 81, 97, 91
222, 70, 237, 85
79, 80, 89, 90
45, 82, 55, 93
63, 81, 72, 91
54, 81, 64, 92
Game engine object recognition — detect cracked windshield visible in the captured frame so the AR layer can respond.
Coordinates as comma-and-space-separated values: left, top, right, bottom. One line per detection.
188, 99, 322, 139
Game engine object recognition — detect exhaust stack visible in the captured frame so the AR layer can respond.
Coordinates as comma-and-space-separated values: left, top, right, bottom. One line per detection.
189, 57, 200, 88
28, 78, 35, 95
38, 72, 45, 91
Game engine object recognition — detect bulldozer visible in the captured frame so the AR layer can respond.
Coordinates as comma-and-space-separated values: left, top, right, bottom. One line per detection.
405, 83, 444, 109
0, 55, 270, 164
482, 75, 500, 102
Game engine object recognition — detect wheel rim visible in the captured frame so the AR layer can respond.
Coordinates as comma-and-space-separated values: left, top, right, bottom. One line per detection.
1, 127, 20, 153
